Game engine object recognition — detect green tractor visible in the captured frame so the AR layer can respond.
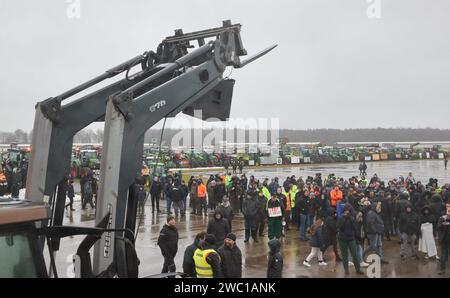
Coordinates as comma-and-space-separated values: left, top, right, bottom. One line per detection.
70, 150, 100, 178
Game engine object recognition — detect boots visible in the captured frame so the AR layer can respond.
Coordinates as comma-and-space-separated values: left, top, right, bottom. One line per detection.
244, 229, 250, 243
251, 229, 258, 243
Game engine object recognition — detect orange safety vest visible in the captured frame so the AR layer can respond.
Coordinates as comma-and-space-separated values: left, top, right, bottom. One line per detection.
330, 189, 343, 207
197, 184, 207, 198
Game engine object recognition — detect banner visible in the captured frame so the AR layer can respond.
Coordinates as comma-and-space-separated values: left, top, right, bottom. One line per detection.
291, 156, 300, 164
268, 206, 282, 217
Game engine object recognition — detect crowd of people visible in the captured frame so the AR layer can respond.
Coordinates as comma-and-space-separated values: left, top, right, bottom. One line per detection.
0, 157, 28, 198
154, 168, 450, 277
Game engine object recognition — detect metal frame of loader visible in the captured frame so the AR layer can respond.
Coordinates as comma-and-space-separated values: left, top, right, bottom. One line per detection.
22, 20, 275, 278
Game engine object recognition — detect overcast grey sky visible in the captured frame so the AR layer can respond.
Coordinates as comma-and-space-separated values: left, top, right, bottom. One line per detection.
0, 0, 449, 131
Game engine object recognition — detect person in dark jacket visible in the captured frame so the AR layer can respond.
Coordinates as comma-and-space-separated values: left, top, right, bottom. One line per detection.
217, 233, 242, 278
217, 196, 234, 231
164, 178, 174, 215
430, 194, 446, 226
65, 179, 76, 211
298, 190, 312, 240
321, 208, 342, 262
337, 206, 364, 275
214, 179, 226, 208
381, 194, 394, 241
157, 216, 179, 274
170, 181, 185, 217
207, 180, 217, 211
256, 190, 267, 237
242, 190, 259, 243
399, 204, 420, 260
229, 178, 242, 214
267, 239, 283, 278
303, 219, 327, 267
438, 204, 450, 275
150, 176, 162, 213
180, 180, 189, 215
10, 167, 22, 199
394, 192, 410, 237
183, 231, 206, 278
364, 201, 389, 264
207, 210, 230, 247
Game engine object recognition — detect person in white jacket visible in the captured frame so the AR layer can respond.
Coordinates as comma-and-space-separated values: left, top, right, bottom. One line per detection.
419, 206, 438, 259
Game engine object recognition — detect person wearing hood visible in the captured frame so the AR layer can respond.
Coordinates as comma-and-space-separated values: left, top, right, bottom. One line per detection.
257, 190, 268, 237
399, 204, 420, 260
321, 208, 342, 262
242, 189, 260, 243
183, 231, 206, 277
217, 196, 234, 231
193, 234, 222, 278
364, 201, 389, 264
430, 194, 446, 226
266, 193, 285, 240
268, 177, 279, 195
267, 239, 283, 278
157, 216, 179, 274
394, 191, 410, 239
207, 209, 230, 247
419, 205, 438, 259
217, 233, 242, 278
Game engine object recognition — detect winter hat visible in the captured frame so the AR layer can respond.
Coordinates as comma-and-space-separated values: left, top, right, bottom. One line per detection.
205, 234, 217, 245
225, 233, 236, 242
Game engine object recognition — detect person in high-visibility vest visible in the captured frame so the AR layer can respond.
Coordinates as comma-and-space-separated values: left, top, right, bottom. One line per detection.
330, 185, 343, 208
262, 184, 271, 201
289, 184, 299, 225
193, 234, 222, 278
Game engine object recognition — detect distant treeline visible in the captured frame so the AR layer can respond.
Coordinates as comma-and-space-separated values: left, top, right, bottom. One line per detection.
1, 128, 450, 146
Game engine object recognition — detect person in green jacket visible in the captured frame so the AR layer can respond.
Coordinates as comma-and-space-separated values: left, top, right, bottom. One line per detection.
266, 193, 285, 240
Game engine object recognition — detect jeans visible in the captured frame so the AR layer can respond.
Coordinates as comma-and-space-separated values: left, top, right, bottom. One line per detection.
172, 200, 185, 216
166, 196, 172, 214
364, 233, 384, 260
161, 254, 176, 274
299, 214, 311, 240
400, 233, 417, 257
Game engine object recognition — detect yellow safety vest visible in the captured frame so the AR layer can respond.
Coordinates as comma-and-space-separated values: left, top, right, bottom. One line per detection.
193, 248, 219, 278
289, 185, 298, 209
